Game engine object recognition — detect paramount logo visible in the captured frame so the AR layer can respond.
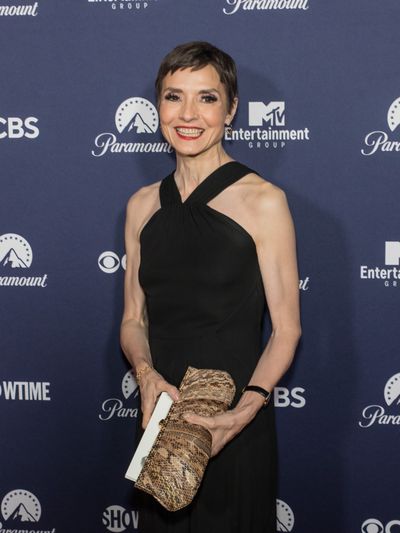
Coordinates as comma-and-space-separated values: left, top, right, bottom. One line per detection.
359, 373, 400, 428
99, 369, 139, 421
92, 96, 172, 157
0, 233, 48, 288
223, 0, 309, 15
361, 96, 400, 156
0, 489, 56, 533
0, 2, 38, 16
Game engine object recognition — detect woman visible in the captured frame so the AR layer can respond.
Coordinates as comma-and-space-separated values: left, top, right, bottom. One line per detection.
120, 41, 301, 532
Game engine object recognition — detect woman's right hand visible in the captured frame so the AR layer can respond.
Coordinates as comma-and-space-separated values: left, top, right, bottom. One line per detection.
138, 368, 180, 429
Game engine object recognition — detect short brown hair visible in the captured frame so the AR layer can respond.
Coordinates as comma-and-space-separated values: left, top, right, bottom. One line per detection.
155, 41, 238, 113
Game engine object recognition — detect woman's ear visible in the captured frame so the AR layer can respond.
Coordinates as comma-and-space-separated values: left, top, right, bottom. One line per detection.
226, 96, 239, 125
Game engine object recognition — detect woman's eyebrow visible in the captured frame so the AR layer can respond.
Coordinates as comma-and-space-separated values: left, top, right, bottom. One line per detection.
163, 87, 220, 95
199, 89, 220, 95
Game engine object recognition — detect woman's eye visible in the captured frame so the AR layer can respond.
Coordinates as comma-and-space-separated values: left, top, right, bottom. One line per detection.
164, 93, 180, 101
201, 94, 218, 103
163, 93, 217, 103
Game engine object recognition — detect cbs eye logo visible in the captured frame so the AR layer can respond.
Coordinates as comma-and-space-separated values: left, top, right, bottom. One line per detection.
98, 251, 126, 274
362, 519, 400, 533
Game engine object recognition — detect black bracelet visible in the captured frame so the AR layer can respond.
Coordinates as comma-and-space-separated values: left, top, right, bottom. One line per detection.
241, 385, 272, 408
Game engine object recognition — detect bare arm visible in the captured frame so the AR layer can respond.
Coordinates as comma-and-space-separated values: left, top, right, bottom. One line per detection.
120, 188, 153, 372
183, 181, 301, 455
234, 183, 302, 423
120, 186, 180, 428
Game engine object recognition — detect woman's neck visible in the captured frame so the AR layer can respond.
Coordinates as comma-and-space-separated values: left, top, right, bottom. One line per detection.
174, 146, 234, 191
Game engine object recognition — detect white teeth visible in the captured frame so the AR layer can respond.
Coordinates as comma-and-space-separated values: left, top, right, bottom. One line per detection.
176, 128, 204, 136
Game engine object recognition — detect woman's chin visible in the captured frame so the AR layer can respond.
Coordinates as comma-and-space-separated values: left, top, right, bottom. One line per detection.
171, 140, 221, 159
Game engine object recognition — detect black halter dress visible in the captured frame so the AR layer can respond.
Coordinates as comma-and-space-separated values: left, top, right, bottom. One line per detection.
134, 160, 277, 532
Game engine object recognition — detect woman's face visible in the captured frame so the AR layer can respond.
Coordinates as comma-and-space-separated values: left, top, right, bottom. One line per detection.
159, 64, 237, 157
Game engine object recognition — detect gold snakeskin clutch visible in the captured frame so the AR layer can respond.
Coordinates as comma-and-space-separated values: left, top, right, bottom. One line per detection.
134, 365, 236, 511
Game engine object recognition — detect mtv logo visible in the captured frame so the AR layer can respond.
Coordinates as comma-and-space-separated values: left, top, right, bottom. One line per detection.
385, 241, 400, 265
249, 101, 285, 127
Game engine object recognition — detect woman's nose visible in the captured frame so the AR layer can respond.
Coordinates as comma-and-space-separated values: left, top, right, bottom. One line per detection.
179, 98, 198, 121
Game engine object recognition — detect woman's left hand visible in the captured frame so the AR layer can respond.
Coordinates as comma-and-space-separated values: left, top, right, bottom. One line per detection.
182, 409, 251, 457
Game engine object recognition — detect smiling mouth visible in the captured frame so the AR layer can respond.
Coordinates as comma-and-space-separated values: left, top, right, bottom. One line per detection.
175, 127, 204, 139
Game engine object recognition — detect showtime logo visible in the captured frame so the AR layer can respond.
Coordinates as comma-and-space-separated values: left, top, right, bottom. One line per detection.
359, 373, 400, 428
0, 489, 56, 532
360, 241, 400, 287
99, 369, 139, 421
226, 100, 310, 149
92, 97, 171, 157
362, 518, 400, 533
223, 0, 309, 15
102, 505, 139, 532
361, 96, 400, 156
0, 233, 48, 288
0, 381, 51, 401
0, 116, 39, 138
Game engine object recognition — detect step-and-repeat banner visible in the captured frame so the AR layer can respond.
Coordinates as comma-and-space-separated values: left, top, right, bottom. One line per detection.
1, 1, 399, 532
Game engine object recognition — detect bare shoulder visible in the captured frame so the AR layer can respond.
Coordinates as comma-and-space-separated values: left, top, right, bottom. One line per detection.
242, 172, 293, 245
126, 180, 162, 213
244, 172, 288, 213
125, 180, 162, 237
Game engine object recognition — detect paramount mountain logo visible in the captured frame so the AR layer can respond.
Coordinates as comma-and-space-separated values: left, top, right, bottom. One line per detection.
99, 369, 139, 421
383, 374, 400, 406
361, 96, 400, 156
1, 491, 41, 523
223, 0, 309, 15
226, 100, 310, 150
360, 241, 400, 287
277, 499, 295, 531
115, 97, 158, 134
0, 233, 48, 288
10, 503, 36, 521
91, 96, 172, 157
359, 373, 400, 428
1, 246, 30, 268
0, 489, 56, 532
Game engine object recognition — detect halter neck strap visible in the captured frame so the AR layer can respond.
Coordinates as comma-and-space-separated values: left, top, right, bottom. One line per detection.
160, 161, 259, 207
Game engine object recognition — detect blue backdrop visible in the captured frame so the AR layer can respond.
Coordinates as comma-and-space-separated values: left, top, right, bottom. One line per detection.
1, 1, 399, 532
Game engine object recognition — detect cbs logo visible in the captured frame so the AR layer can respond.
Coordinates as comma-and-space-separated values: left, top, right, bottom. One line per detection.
362, 519, 400, 533
98, 252, 126, 274
0, 117, 39, 139
274, 387, 306, 408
